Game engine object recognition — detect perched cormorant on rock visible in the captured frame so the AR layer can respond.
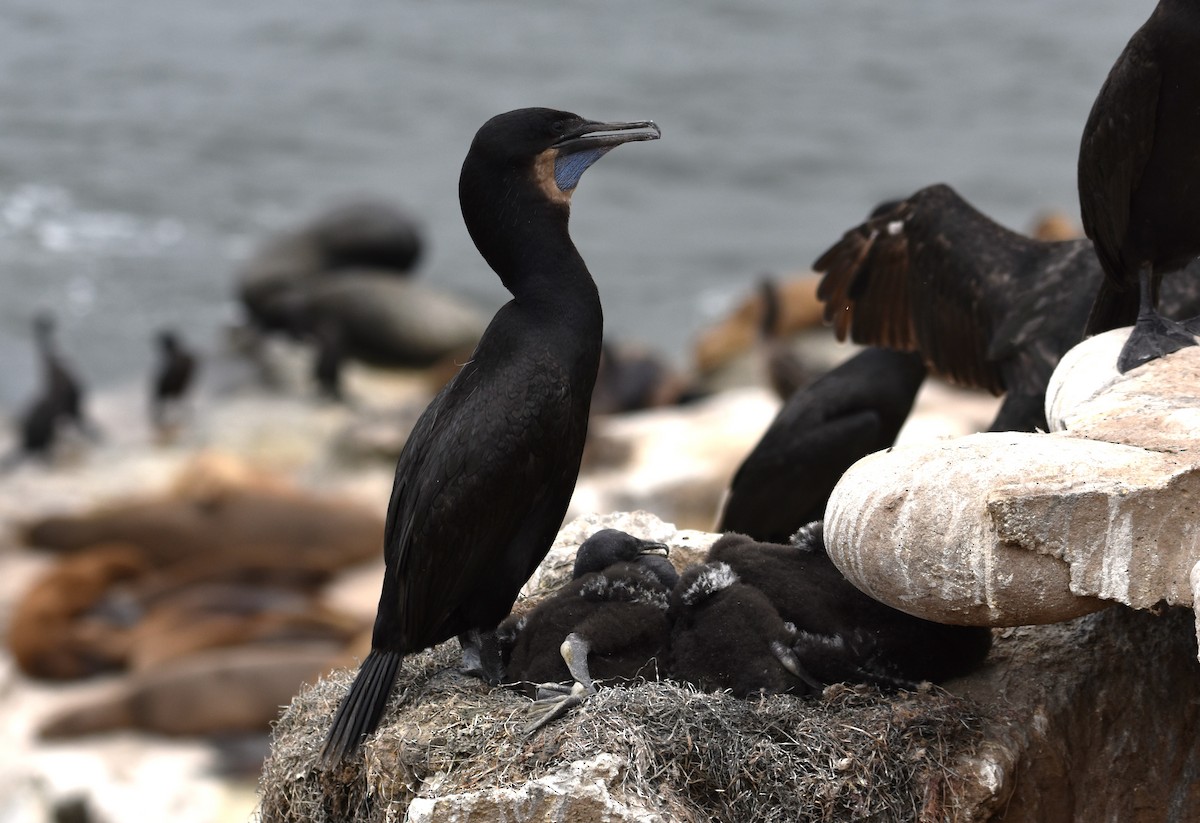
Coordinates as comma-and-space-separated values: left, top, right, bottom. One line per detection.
318, 108, 660, 767
813, 184, 1200, 431
8, 314, 93, 462
717, 347, 925, 544
1078, 0, 1200, 373
499, 529, 676, 731
668, 561, 820, 698
708, 525, 992, 688
150, 329, 198, 432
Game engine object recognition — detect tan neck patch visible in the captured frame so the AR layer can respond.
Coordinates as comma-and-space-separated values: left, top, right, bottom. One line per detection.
534, 149, 573, 207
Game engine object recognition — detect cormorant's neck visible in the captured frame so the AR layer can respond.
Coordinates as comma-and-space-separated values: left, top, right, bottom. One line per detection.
460, 163, 600, 316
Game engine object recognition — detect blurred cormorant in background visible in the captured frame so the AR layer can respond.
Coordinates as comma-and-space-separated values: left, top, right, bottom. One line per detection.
6, 314, 94, 464
1078, 0, 1200, 372
718, 347, 925, 544
150, 330, 198, 432
318, 108, 660, 766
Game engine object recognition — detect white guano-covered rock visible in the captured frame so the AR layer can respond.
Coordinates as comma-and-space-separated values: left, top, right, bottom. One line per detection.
825, 329, 1200, 635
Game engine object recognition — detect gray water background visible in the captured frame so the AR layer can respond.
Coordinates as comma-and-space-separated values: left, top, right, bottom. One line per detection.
0, 0, 1157, 410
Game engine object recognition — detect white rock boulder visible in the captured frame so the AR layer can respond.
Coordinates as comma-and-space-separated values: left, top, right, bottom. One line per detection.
825, 330, 1200, 639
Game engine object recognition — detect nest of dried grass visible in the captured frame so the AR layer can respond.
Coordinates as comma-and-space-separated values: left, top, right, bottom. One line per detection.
258, 641, 993, 823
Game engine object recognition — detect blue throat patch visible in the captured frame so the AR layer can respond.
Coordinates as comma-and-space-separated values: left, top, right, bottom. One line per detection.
554, 147, 613, 191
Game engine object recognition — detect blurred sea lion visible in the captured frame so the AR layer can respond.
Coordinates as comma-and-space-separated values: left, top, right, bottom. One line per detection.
122, 581, 362, 671
21, 484, 384, 575
1029, 210, 1082, 242
241, 199, 425, 290
693, 274, 825, 376
255, 272, 487, 368
237, 200, 487, 368
7, 544, 146, 679
37, 644, 340, 738
591, 341, 697, 415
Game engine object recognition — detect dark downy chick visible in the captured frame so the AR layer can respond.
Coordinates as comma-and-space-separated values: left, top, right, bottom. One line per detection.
668, 562, 820, 698
709, 525, 992, 689
502, 528, 675, 731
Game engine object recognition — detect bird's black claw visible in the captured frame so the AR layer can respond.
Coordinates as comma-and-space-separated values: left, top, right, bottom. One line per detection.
521, 681, 593, 735
1117, 314, 1199, 373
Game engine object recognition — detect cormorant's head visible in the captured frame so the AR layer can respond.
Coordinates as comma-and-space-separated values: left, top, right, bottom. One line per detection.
157, 329, 180, 354
464, 108, 660, 207
573, 528, 670, 578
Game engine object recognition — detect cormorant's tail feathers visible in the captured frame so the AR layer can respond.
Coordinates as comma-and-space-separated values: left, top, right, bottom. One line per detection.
317, 649, 403, 768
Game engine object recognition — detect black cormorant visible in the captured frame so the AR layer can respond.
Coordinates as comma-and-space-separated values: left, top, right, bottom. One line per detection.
668, 561, 820, 698
1078, 0, 1200, 372
717, 347, 925, 544
500, 529, 675, 730
708, 526, 992, 688
813, 184, 1200, 431
9, 315, 92, 461
317, 108, 660, 767
150, 330, 198, 430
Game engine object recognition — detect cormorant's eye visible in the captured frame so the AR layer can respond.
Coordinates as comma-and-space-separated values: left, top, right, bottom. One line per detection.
551, 121, 567, 135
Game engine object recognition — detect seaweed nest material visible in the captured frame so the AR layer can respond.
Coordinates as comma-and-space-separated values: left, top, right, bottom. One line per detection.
258, 641, 995, 823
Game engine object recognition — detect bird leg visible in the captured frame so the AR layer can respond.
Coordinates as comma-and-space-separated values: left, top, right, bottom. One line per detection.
458, 629, 504, 685
772, 638, 824, 694
522, 632, 598, 734
1117, 263, 1199, 373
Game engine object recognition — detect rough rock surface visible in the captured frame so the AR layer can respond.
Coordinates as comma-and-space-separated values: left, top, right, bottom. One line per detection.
258, 513, 1200, 823
825, 330, 1200, 640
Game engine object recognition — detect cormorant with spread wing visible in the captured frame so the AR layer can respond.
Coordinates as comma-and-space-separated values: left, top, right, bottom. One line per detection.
814, 184, 1200, 432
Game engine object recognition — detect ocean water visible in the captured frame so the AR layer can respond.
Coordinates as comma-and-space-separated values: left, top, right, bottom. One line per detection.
0, 0, 1158, 410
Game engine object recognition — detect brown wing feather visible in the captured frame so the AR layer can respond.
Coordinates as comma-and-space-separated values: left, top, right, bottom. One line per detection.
813, 184, 1032, 395
814, 209, 918, 351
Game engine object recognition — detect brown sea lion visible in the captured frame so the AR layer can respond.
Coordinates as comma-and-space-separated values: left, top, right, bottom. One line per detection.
123, 581, 362, 671
7, 544, 146, 679
692, 274, 825, 375
37, 643, 341, 738
22, 487, 384, 575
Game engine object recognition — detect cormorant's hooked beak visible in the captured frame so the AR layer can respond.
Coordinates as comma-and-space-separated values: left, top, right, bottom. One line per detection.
634, 540, 670, 558
553, 119, 661, 192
